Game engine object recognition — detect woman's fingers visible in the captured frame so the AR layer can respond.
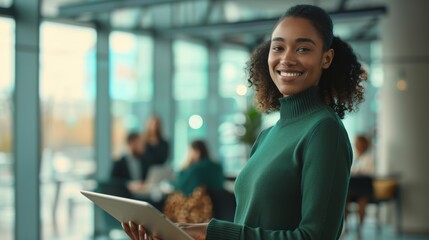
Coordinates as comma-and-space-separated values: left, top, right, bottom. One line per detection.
140, 225, 161, 240
128, 221, 140, 240
122, 221, 161, 240
138, 225, 147, 240
121, 222, 135, 240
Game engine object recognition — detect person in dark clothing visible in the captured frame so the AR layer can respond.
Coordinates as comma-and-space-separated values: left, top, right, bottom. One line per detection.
140, 115, 169, 180
110, 132, 146, 191
346, 135, 375, 229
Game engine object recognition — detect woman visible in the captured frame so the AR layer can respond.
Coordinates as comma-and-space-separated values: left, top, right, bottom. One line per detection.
346, 135, 375, 228
140, 115, 170, 180
163, 140, 224, 224
123, 4, 366, 240
174, 140, 224, 196
350, 135, 375, 177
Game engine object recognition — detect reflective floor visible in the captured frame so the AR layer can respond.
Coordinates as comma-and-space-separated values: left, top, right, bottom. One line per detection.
2, 198, 429, 240
341, 204, 429, 240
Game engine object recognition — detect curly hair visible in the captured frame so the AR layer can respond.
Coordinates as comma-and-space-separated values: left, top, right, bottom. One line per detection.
247, 5, 367, 119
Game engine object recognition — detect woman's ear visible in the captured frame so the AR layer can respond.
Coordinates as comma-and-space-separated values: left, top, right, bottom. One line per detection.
322, 49, 334, 69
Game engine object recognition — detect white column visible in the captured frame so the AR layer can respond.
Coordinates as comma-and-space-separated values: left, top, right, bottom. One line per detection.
379, 0, 429, 234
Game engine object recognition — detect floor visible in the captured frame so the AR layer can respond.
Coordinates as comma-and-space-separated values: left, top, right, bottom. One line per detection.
2, 199, 429, 240
341, 204, 429, 240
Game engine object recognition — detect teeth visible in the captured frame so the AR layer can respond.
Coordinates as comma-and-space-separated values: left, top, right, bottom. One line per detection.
280, 71, 301, 77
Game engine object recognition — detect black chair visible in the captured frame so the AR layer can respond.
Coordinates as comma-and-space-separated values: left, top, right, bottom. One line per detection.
207, 188, 236, 222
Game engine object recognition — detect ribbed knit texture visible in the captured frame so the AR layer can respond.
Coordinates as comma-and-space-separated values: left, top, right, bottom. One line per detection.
206, 86, 352, 240
278, 87, 326, 124
206, 219, 242, 240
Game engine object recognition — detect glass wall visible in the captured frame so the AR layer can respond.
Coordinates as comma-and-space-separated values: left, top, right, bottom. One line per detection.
110, 31, 154, 158
39, 22, 96, 240
342, 41, 381, 173
218, 47, 250, 177
0, 17, 14, 240
0, 0, 12, 7
172, 40, 208, 169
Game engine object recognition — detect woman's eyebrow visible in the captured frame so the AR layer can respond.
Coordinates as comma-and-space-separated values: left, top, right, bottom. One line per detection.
271, 37, 285, 42
271, 37, 316, 46
296, 38, 316, 45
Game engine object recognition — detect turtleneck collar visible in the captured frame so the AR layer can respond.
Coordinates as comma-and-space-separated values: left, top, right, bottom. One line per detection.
278, 86, 325, 124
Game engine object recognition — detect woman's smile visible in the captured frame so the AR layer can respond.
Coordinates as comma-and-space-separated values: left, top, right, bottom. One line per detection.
276, 69, 304, 82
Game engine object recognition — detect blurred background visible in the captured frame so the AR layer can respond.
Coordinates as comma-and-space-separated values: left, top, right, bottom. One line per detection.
1, 0, 428, 239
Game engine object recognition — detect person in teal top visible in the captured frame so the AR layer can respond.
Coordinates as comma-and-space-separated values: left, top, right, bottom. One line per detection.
122, 4, 367, 240
174, 140, 224, 196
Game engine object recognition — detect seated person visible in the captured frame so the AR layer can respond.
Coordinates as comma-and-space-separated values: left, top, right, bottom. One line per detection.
346, 134, 375, 228
110, 132, 146, 193
175, 140, 224, 195
163, 140, 225, 223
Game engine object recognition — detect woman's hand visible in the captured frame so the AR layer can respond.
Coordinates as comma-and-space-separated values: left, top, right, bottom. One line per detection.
121, 221, 208, 240
122, 221, 160, 240
177, 223, 208, 240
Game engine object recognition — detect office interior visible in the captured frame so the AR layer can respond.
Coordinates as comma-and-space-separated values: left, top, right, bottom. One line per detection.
0, 0, 428, 239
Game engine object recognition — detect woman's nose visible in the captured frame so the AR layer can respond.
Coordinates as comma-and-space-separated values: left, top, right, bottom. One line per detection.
280, 50, 297, 66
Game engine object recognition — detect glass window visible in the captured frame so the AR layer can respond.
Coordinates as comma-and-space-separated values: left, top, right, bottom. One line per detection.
342, 42, 380, 142
172, 40, 208, 169
217, 48, 251, 177
0, 17, 14, 240
39, 22, 96, 240
173, 40, 208, 101
110, 31, 154, 158
0, 0, 12, 8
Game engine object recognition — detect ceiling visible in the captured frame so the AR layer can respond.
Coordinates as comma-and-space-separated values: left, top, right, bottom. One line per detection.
42, 0, 387, 48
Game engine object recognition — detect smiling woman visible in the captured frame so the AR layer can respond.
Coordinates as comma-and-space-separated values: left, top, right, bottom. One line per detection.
123, 4, 368, 240
268, 17, 334, 97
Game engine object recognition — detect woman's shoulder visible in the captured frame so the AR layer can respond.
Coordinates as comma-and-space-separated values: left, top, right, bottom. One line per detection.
304, 108, 350, 144
309, 105, 347, 129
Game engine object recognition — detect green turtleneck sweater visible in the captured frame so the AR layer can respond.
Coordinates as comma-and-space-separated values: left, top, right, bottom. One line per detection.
206, 87, 352, 240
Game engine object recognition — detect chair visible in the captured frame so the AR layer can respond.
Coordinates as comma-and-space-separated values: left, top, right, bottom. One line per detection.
371, 176, 401, 234
207, 188, 236, 222
347, 175, 401, 234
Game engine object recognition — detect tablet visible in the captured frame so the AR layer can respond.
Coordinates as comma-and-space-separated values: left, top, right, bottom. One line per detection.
80, 190, 193, 240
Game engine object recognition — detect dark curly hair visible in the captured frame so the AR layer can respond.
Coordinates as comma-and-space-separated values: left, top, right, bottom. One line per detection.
247, 4, 367, 119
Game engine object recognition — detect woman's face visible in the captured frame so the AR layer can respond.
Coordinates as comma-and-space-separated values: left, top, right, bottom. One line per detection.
188, 147, 201, 163
147, 117, 160, 133
268, 17, 334, 96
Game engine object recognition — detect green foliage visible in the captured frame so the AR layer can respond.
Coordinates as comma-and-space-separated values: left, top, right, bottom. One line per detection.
238, 107, 262, 146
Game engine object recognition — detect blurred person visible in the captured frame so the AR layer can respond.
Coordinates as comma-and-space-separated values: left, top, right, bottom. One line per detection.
350, 135, 375, 176
345, 134, 375, 229
140, 115, 170, 180
122, 4, 367, 240
175, 139, 224, 196
110, 132, 146, 193
163, 139, 225, 224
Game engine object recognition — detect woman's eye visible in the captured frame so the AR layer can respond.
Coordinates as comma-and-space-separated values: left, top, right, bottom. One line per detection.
297, 47, 310, 53
271, 46, 284, 52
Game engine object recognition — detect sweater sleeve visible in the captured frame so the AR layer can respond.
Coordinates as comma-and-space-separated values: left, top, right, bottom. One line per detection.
206, 119, 351, 240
